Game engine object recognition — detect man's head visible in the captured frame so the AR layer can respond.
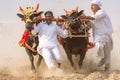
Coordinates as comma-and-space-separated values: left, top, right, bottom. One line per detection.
44, 11, 53, 25
91, 0, 102, 14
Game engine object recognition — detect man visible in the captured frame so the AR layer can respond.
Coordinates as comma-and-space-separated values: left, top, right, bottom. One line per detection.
90, 0, 113, 71
32, 11, 68, 69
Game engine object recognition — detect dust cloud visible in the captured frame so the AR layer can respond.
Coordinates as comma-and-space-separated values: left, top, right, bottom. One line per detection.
0, 22, 120, 80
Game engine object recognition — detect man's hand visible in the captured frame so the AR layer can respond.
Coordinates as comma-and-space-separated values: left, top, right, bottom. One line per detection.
86, 16, 95, 20
64, 23, 69, 30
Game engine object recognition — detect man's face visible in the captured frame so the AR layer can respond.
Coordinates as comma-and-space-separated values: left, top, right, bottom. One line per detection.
91, 4, 100, 14
45, 13, 53, 25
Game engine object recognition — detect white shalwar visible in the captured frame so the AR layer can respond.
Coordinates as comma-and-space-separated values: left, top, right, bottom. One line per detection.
32, 22, 68, 69
91, 9, 113, 65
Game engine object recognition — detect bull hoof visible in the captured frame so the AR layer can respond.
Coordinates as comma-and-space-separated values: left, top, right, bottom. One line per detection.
73, 65, 77, 70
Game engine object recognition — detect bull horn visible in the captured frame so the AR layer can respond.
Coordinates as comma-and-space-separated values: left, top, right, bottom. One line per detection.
72, 6, 79, 12
19, 6, 24, 14
75, 6, 79, 11
64, 9, 67, 13
35, 3, 39, 11
64, 9, 69, 15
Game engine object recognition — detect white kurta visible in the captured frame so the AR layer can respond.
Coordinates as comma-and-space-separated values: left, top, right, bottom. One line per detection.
32, 22, 68, 49
32, 22, 68, 68
91, 9, 113, 43
91, 9, 113, 65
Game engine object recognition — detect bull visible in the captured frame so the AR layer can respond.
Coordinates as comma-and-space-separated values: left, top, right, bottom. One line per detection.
17, 4, 43, 73
61, 7, 93, 70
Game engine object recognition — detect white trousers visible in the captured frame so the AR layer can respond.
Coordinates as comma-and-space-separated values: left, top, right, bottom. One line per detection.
96, 38, 113, 65
38, 47, 62, 69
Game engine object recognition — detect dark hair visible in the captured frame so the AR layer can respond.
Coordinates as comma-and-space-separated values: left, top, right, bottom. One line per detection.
44, 11, 53, 16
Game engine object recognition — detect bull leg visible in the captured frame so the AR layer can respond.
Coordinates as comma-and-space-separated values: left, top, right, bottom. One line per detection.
66, 53, 77, 70
66, 49, 75, 67
79, 50, 86, 69
64, 44, 77, 69
25, 48, 36, 73
66, 52, 74, 67
36, 54, 43, 70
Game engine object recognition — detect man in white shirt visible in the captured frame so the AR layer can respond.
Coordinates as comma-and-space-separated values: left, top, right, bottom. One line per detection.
90, 0, 113, 71
32, 11, 68, 69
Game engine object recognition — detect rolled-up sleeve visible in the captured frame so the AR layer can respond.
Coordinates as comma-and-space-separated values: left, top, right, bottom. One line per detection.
92, 10, 106, 20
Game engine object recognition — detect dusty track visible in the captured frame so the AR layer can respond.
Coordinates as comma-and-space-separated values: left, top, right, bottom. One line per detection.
0, 23, 120, 80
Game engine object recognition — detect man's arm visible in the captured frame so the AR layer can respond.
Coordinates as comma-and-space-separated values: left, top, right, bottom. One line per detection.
92, 10, 106, 19
56, 23, 69, 38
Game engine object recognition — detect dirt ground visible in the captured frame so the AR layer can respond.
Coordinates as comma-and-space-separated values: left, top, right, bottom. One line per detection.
0, 23, 120, 80
0, 44, 120, 80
